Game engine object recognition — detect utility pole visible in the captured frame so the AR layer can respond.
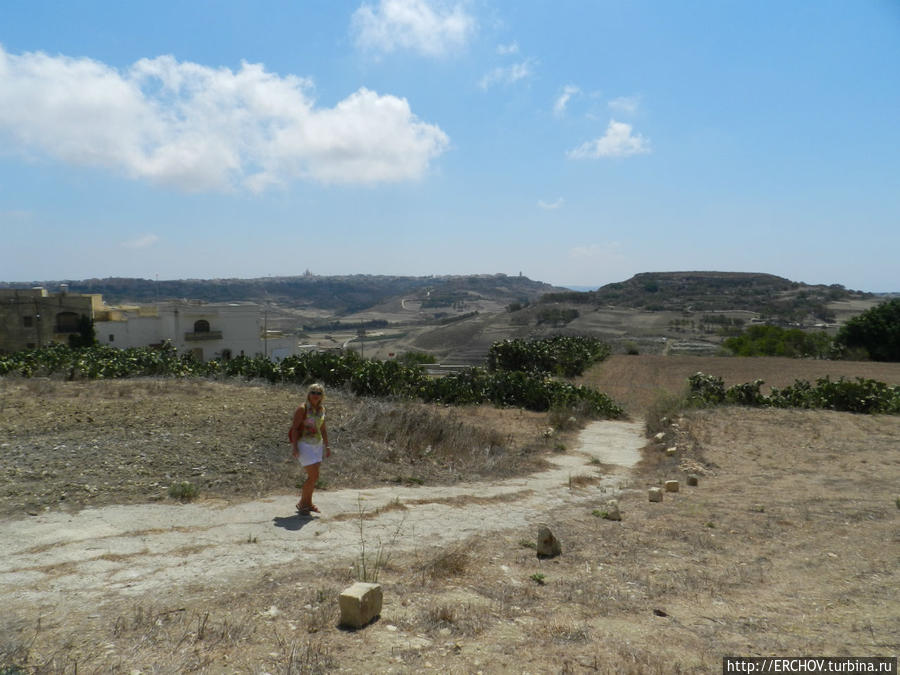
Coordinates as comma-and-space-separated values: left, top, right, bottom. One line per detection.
357, 326, 366, 359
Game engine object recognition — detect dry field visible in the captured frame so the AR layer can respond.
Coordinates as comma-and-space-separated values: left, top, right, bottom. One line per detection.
580, 354, 900, 414
2, 356, 899, 673
0, 378, 557, 518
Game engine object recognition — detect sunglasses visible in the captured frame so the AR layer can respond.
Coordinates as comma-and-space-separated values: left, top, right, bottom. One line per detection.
310, 391, 323, 396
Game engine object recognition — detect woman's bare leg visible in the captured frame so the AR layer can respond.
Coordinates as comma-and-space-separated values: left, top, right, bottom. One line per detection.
300, 462, 320, 509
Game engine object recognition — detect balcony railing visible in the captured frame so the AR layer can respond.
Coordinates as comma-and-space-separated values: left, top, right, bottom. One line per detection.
184, 330, 223, 341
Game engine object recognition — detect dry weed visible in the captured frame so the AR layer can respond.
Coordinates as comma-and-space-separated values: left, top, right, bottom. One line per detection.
414, 543, 472, 583
567, 473, 602, 489
417, 602, 491, 637
538, 618, 593, 644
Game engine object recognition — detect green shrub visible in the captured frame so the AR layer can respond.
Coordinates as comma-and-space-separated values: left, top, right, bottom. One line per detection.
487, 336, 611, 377
725, 379, 766, 406
690, 373, 900, 415
0, 341, 624, 418
349, 358, 428, 398
723, 324, 832, 358
168, 481, 198, 501
834, 298, 900, 362
687, 372, 726, 406
797, 377, 899, 414
421, 367, 622, 418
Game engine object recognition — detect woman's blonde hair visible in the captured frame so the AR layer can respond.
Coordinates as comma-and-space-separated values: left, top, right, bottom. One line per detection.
306, 383, 325, 409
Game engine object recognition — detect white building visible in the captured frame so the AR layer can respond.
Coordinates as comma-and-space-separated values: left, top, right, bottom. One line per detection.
95, 301, 297, 362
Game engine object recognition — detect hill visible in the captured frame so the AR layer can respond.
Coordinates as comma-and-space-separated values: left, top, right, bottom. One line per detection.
0, 273, 559, 314
539, 271, 873, 323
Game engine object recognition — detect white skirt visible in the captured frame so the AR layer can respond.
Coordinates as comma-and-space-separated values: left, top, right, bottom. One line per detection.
297, 441, 324, 467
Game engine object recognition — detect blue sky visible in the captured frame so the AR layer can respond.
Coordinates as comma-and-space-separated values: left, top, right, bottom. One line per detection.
1, 1, 898, 291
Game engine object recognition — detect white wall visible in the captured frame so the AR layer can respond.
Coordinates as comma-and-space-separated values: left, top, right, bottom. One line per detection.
95, 316, 161, 349
95, 302, 297, 361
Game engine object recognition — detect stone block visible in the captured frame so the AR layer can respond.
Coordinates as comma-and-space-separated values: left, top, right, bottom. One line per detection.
687, 474, 699, 486
666, 446, 677, 456
648, 487, 663, 502
339, 582, 383, 629
536, 525, 561, 557
665, 480, 680, 493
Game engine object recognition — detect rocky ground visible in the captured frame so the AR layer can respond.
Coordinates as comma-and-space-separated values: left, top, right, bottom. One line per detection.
0, 377, 556, 519
2, 364, 898, 673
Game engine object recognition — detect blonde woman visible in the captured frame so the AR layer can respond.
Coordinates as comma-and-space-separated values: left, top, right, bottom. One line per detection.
289, 384, 331, 514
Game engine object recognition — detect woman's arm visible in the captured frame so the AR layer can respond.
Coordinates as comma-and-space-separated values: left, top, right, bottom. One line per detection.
321, 422, 331, 457
289, 405, 306, 454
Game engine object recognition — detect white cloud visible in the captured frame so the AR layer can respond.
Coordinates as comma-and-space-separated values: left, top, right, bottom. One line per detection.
553, 85, 580, 116
121, 234, 159, 249
608, 95, 639, 115
352, 0, 475, 57
537, 198, 564, 210
567, 120, 651, 159
496, 42, 519, 55
479, 60, 533, 90
0, 47, 450, 191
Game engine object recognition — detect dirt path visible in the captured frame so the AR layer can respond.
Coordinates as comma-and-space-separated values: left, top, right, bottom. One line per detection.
1, 420, 645, 614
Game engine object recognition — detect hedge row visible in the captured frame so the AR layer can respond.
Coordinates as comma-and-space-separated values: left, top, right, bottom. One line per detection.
687, 372, 900, 414
487, 336, 612, 377
0, 342, 623, 418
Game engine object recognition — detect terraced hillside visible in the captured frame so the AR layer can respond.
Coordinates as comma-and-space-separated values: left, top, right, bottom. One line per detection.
539, 271, 873, 323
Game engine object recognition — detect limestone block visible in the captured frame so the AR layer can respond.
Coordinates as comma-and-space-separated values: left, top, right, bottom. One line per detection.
603, 499, 621, 521
665, 480, 680, 493
648, 487, 663, 502
536, 525, 561, 557
339, 582, 383, 629
666, 446, 677, 456
654, 432, 666, 441
687, 474, 699, 486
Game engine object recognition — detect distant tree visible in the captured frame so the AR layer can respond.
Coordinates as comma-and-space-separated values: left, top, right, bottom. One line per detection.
834, 299, 900, 362
723, 325, 831, 359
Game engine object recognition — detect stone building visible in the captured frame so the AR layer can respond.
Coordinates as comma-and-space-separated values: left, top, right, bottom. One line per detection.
1, 287, 297, 361
0, 286, 103, 352
94, 301, 297, 362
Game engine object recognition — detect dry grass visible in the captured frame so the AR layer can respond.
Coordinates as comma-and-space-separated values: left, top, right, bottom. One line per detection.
3, 358, 900, 672
0, 378, 556, 517
335, 398, 554, 486
414, 544, 472, 583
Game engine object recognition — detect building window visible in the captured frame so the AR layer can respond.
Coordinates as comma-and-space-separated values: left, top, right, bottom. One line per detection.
193, 319, 211, 333
26, 343, 36, 349
23, 316, 34, 328
109, 334, 115, 342
55, 311, 79, 333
